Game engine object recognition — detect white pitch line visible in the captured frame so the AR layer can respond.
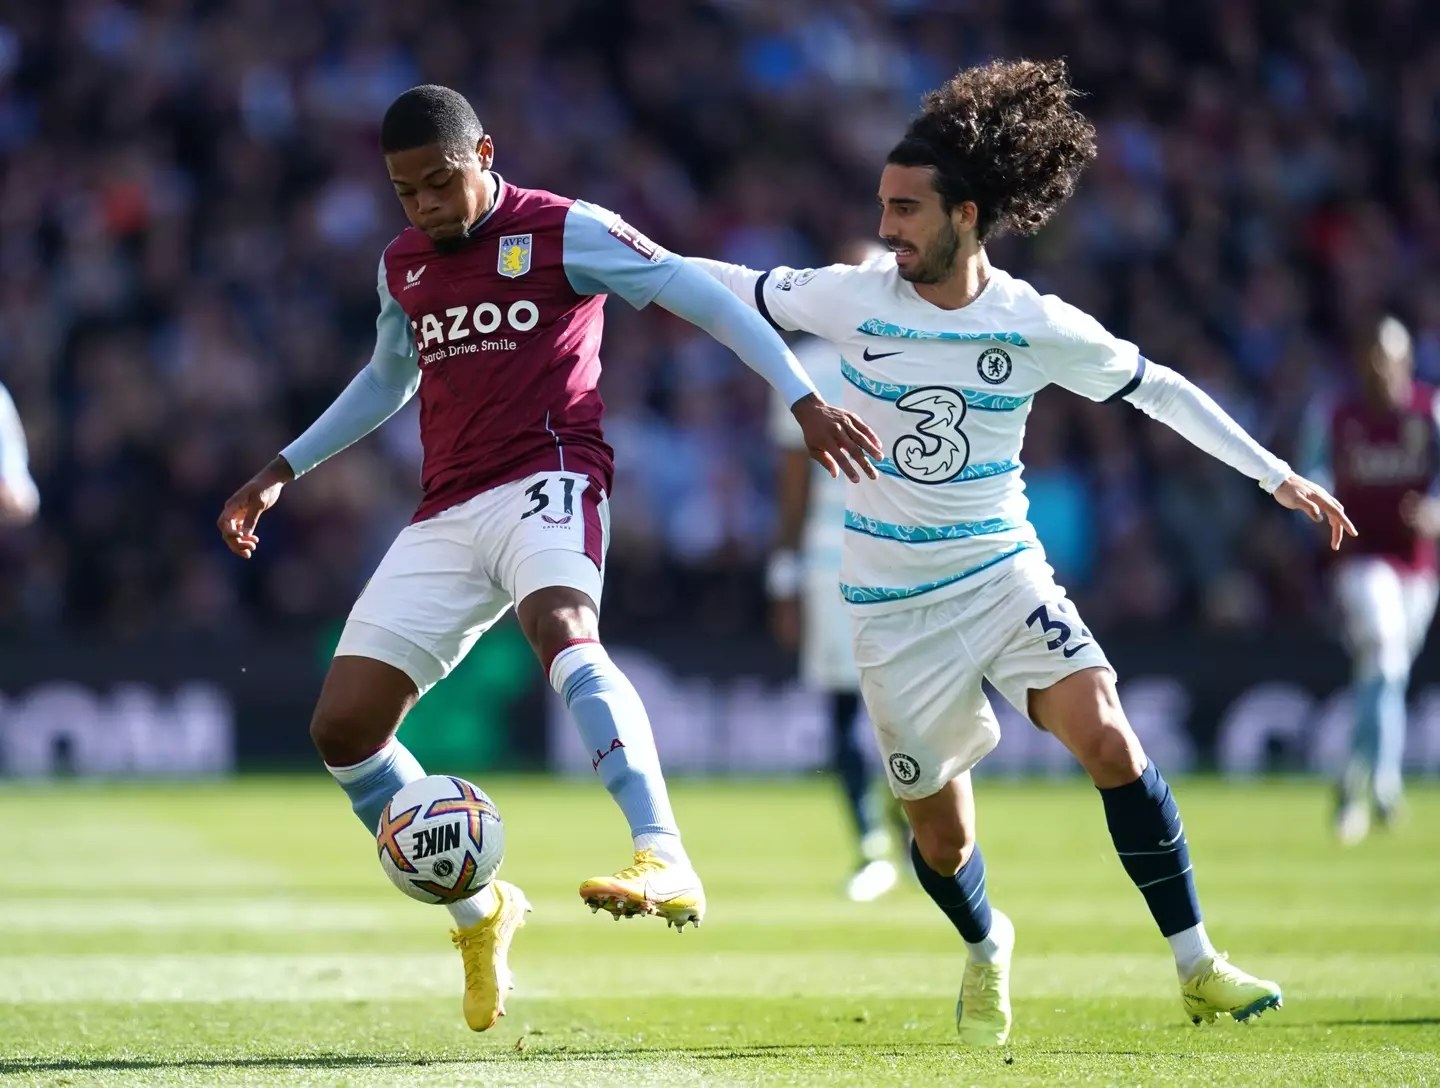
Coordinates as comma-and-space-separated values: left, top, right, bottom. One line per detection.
3, 894, 1439, 933
0, 952, 1434, 1005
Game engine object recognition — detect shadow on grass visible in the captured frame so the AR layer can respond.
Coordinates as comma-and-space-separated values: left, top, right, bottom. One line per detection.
1273, 1016, 1440, 1028
0, 1057, 422, 1074
2, 1044, 981, 1074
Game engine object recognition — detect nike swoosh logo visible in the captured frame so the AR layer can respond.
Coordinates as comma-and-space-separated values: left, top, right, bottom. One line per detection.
862, 348, 902, 361
1061, 642, 1092, 659
643, 874, 698, 902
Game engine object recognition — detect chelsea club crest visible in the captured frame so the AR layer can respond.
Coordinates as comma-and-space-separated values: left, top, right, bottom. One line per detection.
977, 346, 1012, 384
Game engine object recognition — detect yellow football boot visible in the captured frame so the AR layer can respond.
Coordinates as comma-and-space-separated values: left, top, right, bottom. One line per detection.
578, 847, 705, 930
1181, 954, 1282, 1024
955, 910, 1014, 1046
449, 880, 531, 1031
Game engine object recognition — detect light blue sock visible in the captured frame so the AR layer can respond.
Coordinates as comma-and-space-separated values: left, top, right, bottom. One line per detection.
326, 739, 496, 928
1348, 675, 1384, 787
325, 738, 426, 833
1374, 675, 1408, 805
550, 640, 686, 864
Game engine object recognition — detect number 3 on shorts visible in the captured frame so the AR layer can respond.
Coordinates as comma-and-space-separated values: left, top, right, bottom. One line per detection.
1026, 603, 1093, 659
520, 476, 577, 522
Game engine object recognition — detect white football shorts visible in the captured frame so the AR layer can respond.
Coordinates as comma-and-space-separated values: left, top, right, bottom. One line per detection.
336, 471, 609, 694
800, 570, 860, 693
851, 550, 1111, 800
1334, 555, 1438, 681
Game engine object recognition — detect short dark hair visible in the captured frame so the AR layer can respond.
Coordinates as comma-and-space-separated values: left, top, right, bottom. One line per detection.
380, 85, 483, 156
887, 59, 1097, 243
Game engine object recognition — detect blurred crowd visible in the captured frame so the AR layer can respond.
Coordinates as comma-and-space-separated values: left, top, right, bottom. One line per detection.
1, 0, 1438, 638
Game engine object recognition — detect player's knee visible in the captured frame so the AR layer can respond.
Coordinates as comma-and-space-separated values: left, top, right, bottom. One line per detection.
911, 819, 975, 876
518, 587, 600, 667
309, 696, 397, 768
1075, 718, 1145, 786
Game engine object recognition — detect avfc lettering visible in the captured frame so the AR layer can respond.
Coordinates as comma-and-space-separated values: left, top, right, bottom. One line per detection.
411, 821, 462, 860
412, 301, 540, 365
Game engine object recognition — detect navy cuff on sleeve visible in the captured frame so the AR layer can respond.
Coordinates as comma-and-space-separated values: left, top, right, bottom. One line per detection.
1106, 356, 1149, 403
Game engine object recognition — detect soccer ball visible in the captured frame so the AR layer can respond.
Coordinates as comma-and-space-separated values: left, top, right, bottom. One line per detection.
376, 775, 505, 904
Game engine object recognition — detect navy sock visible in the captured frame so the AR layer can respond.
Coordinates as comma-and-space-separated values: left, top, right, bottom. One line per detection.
909, 838, 992, 943
1099, 761, 1201, 937
830, 692, 877, 841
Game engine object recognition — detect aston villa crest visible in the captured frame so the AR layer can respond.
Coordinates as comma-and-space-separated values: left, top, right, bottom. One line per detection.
497, 234, 532, 278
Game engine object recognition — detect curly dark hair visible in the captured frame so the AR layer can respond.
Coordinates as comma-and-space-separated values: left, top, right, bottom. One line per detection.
887, 59, 1097, 243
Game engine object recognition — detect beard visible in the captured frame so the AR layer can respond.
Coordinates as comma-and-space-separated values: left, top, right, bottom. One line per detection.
891, 217, 961, 285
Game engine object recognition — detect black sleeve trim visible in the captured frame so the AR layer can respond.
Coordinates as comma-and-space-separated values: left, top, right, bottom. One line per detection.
754, 271, 784, 333
1105, 355, 1149, 403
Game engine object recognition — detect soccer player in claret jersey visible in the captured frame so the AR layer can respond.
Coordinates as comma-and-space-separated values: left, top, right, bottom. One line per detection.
692, 60, 1357, 1044
1301, 316, 1439, 844
217, 85, 881, 1032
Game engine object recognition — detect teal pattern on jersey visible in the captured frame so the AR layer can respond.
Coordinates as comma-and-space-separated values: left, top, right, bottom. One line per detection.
843, 512, 1020, 544
873, 456, 1021, 483
841, 359, 1032, 411
840, 542, 1035, 604
856, 319, 1030, 347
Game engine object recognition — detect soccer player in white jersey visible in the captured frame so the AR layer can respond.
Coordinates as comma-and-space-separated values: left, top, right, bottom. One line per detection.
692, 60, 1356, 1044
0, 381, 38, 526
769, 239, 900, 902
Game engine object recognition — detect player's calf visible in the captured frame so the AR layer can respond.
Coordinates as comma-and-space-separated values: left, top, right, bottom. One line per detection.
519, 585, 700, 921
902, 776, 1012, 1045
1033, 668, 1276, 1014
312, 655, 424, 831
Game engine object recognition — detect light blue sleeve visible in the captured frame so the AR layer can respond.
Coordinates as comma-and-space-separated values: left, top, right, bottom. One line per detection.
1295, 403, 1333, 494
650, 262, 817, 408
280, 255, 421, 478
561, 200, 683, 308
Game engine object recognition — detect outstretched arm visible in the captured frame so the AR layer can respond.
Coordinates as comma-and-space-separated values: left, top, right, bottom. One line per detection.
561, 202, 881, 480
686, 257, 764, 311
218, 254, 420, 558
650, 261, 813, 408
0, 381, 38, 524
277, 348, 420, 478
1124, 362, 1356, 549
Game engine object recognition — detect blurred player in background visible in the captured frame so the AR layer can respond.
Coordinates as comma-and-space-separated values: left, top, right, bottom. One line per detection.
1301, 316, 1437, 844
768, 238, 899, 902
693, 59, 1355, 1045
0, 382, 38, 526
218, 86, 881, 1033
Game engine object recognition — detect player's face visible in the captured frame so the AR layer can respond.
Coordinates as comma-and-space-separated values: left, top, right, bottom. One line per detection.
386, 135, 495, 250
877, 165, 969, 285
1362, 343, 1413, 409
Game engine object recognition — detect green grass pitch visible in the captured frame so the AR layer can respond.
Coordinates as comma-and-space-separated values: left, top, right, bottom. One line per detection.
1, 775, 1437, 1086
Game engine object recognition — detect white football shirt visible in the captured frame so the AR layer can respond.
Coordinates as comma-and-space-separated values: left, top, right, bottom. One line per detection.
752, 254, 1145, 615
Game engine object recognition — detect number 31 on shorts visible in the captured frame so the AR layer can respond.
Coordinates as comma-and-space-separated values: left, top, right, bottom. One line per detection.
520, 476, 581, 524
518, 474, 596, 529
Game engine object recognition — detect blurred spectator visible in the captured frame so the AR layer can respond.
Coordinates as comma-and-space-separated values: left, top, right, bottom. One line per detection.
1, 0, 1437, 638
